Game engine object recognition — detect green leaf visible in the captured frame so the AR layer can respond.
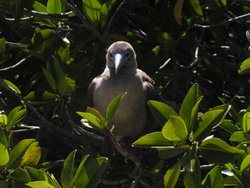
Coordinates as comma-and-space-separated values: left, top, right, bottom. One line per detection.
25, 167, 46, 181
240, 154, 250, 172
230, 131, 250, 142
106, 92, 126, 123
26, 181, 55, 188
7, 106, 27, 131
0, 38, 6, 56
180, 83, 200, 130
0, 128, 8, 148
47, 0, 62, 14
242, 112, 250, 133
3, 79, 22, 94
10, 167, 31, 183
71, 154, 90, 186
82, 0, 101, 25
193, 105, 230, 141
162, 116, 188, 142
86, 107, 107, 127
33, 1, 47, 12
77, 112, 103, 129
158, 148, 187, 159
25, 91, 59, 106
0, 112, 7, 127
246, 30, 250, 44
61, 150, 76, 188
132, 132, 171, 148
189, 96, 203, 133
202, 166, 223, 188
42, 67, 57, 91
19, 143, 41, 167
189, 0, 203, 16
75, 157, 109, 188
8, 139, 35, 169
238, 58, 250, 74
164, 162, 181, 188
200, 138, 245, 164
148, 100, 177, 126
0, 143, 9, 166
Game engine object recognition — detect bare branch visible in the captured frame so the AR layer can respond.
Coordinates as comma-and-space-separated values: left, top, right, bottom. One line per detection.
0, 55, 32, 72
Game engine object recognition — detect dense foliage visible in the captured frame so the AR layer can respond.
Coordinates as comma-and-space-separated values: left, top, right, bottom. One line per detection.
1, 0, 250, 187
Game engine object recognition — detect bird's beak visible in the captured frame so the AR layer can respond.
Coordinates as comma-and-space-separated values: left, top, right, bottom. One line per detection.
113, 53, 123, 75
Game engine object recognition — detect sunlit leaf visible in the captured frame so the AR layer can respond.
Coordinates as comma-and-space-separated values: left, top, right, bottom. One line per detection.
82, 0, 101, 25
242, 112, 250, 133
7, 106, 27, 131
148, 100, 177, 126
106, 92, 126, 123
77, 112, 103, 129
202, 166, 223, 188
132, 132, 171, 148
238, 58, 250, 74
0, 143, 9, 166
240, 154, 250, 172
19, 143, 41, 167
162, 116, 188, 142
164, 162, 181, 188
61, 150, 76, 188
3, 79, 22, 94
33, 1, 47, 12
189, 0, 203, 16
180, 83, 200, 131
86, 107, 107, 127
8, 139, 35, 169
26, 181, 55, 188
230, 131, 250, 142
47, 0, 62, 14
200, 138, 245, 164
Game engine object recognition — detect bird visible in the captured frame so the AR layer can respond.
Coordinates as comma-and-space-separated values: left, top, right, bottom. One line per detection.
88, 41, 155, 141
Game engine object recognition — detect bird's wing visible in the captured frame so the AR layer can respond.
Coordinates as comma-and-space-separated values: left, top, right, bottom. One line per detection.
137, 69, 157, 100
87, 78, 97, 107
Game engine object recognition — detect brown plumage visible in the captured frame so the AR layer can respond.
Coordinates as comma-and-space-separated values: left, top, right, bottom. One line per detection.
88, 41, 155, 140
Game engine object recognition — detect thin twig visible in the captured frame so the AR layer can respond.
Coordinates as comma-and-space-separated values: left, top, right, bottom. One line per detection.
0, 55, 32, 72
103, 0, 127, 38
194, 12, 250, 29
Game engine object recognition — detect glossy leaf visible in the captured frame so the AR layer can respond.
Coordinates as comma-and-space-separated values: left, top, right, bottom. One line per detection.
158, 148, 187, 159
7, 106, 27, 131
82, 0, 101, 25
19, 143, 41, 167
164, 162, 181, 188
202, 166, 223, 188
106, 92, 126, 123
162, 116, 188, 142
189, 0, 203, 16
77, 112, 103, 129
26, 181, 55, 188
132, 132, 171, 148
148, 100, 177, 126
47, 0, 62, 14
75, 157, 109, 188
0, 112, 7, 126
189, 96, 203, 133
0, 38, 6, 56
200, 138, 245, 164
3, 79, 22, 94
10, 167, 31, 183
71, 154, 90, 186
61, 150, 76, 188
230, 131, 250, 142
180, 83, 200, 130
242, 112, 250, 133
193, 105, 230, 141
25, 167, 47, 181
240, 154, 250, 172
238, 58, 250, 74
86, 107, 107, 127
33, 1, 47, 12
0, 128, 8, 148
0, 143, 9, 166
8, 139, 35, 169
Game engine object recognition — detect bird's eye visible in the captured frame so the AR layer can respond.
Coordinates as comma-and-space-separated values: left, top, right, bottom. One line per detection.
125, 52, 130, 58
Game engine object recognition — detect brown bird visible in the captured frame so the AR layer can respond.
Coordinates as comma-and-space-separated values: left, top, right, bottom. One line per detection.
88, 41, 155, 141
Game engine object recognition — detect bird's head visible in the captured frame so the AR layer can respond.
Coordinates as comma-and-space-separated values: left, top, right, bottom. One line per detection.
106, 41, 137, 75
